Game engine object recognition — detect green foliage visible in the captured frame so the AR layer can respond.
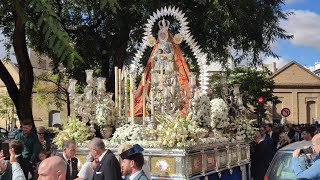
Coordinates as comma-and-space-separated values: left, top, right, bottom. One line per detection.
210, 66, 279, 108
33, 71, 68, 111
28, 0, 82, 66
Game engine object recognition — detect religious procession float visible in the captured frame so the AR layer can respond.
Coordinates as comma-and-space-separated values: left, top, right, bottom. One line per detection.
53, 6, 256, 180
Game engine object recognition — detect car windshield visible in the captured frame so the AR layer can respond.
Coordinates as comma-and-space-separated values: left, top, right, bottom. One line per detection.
267, 151, 313, 180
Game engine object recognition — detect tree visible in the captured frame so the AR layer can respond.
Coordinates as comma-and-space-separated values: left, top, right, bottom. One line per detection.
30, 0, 292, 91
210, 66, 279, 109
0, 0, 116, 124
0, 0, 291, 124
33, 69, 71, 116
0, 93, 15, 129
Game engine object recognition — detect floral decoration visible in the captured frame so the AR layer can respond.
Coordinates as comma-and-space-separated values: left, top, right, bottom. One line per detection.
95, 99, 115, 126
230, 115, 257, 142
173, 33, 183, 44
151, 112, 207, 149
210, 98, 230, 129
187, 91, 211, 128
53, 115, 94, 148
110, 124, 153, 144
156, 159, 170, 171
147, 36, 157, 47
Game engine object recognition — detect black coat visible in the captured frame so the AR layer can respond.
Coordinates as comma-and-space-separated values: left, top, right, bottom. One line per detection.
93, 150, 122, 180
251, 140, 271, 180
16, 155, 31, 179
56, 154, 79, 180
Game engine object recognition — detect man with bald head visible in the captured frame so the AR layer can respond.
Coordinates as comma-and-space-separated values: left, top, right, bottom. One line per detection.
88, 137, 122, 180
292, 133, 320, 179
37, 156, 67, 180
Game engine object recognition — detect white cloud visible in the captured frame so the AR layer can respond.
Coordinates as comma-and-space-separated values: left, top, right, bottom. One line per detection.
264, 56, 290, 69
285, 0, 305, 5
281, 9, 320, 50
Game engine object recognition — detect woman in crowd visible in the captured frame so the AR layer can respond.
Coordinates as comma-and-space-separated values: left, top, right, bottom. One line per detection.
277, 132, 291, 150
37, 126, 50, 151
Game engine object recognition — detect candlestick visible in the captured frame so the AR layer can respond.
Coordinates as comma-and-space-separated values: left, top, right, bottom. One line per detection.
85, 69, 94, 86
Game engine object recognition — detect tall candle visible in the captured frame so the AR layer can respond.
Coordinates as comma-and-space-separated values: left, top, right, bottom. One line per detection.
130, 74, 134, 124
114, 66, 118, 111
118, 68, 122, 116
142, 72, 146, 125
124, 70, 128, 119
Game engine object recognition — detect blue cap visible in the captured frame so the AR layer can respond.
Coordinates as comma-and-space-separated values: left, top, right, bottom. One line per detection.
119, 144, 144, 159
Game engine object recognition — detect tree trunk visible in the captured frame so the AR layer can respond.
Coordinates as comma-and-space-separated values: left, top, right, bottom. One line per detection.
12, 1, 34, 123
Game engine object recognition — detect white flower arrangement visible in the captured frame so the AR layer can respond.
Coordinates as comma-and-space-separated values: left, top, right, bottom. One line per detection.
152, 113, 208, 149
210, 98, 230, 129
95, 99, 115, 126
230, 115, 257, 142
187, 92, 211, 128
110, 124, 153, 144
53, 116, 94, 148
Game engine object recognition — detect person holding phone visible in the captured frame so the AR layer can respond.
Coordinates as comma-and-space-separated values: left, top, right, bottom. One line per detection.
292, 133, 320, 179
0, 148, 26, 180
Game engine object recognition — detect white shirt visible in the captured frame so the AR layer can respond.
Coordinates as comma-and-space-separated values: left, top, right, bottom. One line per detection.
129, 170, 142, 180
269, 131, 273, 138
98, 150, 108, 162
12, 162, 26, 180
258, 139, 263, 144
77, 162, 94, 180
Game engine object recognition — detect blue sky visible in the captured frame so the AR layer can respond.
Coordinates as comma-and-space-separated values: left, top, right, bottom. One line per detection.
264, 0, 320, 68
1, 0, 320, 69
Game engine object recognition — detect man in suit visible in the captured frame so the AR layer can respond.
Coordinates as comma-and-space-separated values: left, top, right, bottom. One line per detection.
38, 156, 67, 180
265, 124, 279, 156
88, 138, 122, 180
251, 131, 272, 180
57, 140, 79, 180
119, 144, 149, 180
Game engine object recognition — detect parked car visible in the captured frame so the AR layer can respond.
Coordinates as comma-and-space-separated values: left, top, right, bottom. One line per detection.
0, 128, 9, 138
264, 140, 315, 180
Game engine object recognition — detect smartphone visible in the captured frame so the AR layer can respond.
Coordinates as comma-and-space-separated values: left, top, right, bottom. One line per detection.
2, 143, 9, 160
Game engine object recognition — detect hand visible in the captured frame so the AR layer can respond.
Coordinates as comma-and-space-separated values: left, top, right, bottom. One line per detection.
0, 157, 9, 173
293, 149, 301, 157
9, 148, 16, 164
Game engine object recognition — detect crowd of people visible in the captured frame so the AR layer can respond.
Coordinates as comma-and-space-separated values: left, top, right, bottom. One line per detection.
0, 119, 150, 180
251, 123, 320, 180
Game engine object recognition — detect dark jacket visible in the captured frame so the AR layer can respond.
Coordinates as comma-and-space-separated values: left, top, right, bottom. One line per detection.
56, 153, 79, 180
93, 150, 122, 180
251, 140, 271, 180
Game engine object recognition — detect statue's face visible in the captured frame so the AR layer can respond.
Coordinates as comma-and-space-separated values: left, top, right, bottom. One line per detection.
158, 30, 168, 42
103, 126, 114, 138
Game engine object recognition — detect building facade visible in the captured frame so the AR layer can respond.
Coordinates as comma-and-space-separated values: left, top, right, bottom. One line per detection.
270, 61, 320, 124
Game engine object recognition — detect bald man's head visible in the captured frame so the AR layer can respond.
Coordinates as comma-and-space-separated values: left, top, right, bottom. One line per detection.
312, 133, 320, 155
38, 156, 67, 180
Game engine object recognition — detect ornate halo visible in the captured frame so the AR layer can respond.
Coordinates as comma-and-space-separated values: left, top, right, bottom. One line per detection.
130, 6, 209, 94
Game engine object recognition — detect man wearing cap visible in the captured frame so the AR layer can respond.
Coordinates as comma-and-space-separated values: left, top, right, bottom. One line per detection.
119, 144, 149, 180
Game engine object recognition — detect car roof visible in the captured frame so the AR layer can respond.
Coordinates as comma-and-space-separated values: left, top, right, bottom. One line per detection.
279, 140, 312, 151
